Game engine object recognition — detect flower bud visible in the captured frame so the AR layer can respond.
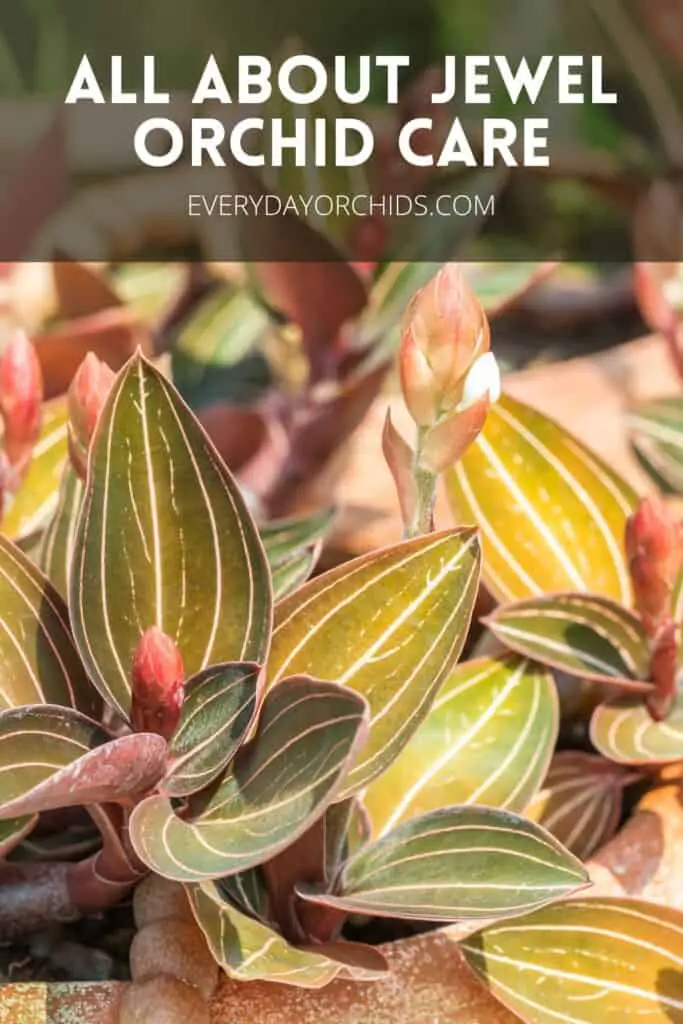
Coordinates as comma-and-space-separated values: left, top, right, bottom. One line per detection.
67, 353, 115, 478
647, 619, 679, 722
399, 264, 490, 426
130, 627, 185, 739
625, 497, 683, 633
0, 331, 43, 470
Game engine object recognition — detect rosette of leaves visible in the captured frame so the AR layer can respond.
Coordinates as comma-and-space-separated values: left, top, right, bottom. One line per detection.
0, 352, 592, 995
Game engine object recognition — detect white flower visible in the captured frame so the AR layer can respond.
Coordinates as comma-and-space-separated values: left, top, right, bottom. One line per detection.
459, 351, 501, 410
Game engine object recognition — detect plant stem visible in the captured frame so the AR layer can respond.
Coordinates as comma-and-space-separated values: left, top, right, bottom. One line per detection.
405, 428, 438, 538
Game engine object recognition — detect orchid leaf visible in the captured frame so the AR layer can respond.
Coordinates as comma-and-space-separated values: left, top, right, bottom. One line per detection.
524, 752, 637, 860
673, 568, 683, 623
363, 655, 558, 837
628, 396, 683, 495
260, 508, 335, 567
161, 662, 262, 798
0, 535, 98, 716
189, 883, 387, 986
590, 693, 683, 764
0, 814, 37, 857
298, 806, 587, 922
129, 678, 369, 882
3, 400, 68, 543
69, 354, 272, 720
486, 594, 651, 690
446, 394, 637, 604
217, 869, 271, 925
271, 544, 321, 600
268, 529, 481, 795
39, 465, 83, 599
110, 264, 187, 326
462, 897, 683, 1024
0, 705, 167, 819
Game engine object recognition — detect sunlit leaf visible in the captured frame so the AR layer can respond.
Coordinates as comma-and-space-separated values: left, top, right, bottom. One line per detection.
39, 465, 83, 598
69, 354, 272, 719
590, 693, 683, 764
2, 400, 68, 543
628, 395, 683, 495
110, 263, 187, 325
446, 394, 637, 603
268, 529, 481, 795
364, 655, 557, 837
129, 678, 369, 881
298, 806, 587, 921
486, 594, 651, 690
462, 897, 683, 1024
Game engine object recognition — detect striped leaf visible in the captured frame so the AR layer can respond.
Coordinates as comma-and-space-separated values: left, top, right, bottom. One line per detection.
129, 678, 369, 882
0, 705, 167, 819
461, 897, 683, 1024
298, 806, 587, 922
0, 535, 98, 716
161, 662, 262, 798
590, 693, 683, 764
268, 529, 481, 795
0, 814, 37, 857
69, 354, 272, 720
446, 394, 637, 604
524, 752, 637, 860
189, 883, 388, 987
628, 395, 683, 494
486, 594, 651, 691
271, 544, 321, 600
39, 465, 83, 598
2, 400, 68, 543
364, 655, 558, 838
261, 508, 335, 567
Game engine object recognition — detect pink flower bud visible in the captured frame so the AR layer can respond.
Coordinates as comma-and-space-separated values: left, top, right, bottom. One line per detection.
67, 353, 115, 478
130, 627, 185, 739
625, 497, 683, 633
0, 331, 43, 470
399, 264, 490, 426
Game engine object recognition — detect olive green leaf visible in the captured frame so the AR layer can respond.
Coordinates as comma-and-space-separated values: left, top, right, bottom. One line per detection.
298, 807, 587, 922
0, 705, 167, 818
461, 897, 683, 1024
673, 568, 683, 623
524, 752, 638, 860
446, 394, 637, 603
0, 814, 37, 857
69, 353, 272, 720
260, 508, 336, 566
189, 883, 387, 987
110, 263, 186, 325
3, 400, 68, 543
363, 655, 558, 837
628, 395, 683, 495
0, 535, 98, 716
39, 465, 83, 598
128, 678, 369, 882
161, 662, 262, 798
486, 594, 651, 691
590, 694, 683, 764
268, 529, 481, 796
271, 544, 321, 600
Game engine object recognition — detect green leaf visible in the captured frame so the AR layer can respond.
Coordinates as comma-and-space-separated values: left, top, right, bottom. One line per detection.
189, 883, 387, 986
39, 465, 83, 598
0, 535, 98, 716
590, 693, 683, 764
69, 354, 272, 720
363, 655, 558, 837
0, 815, 37, 857
271, 544, 321, 600
465, 263, 556, 317
161, 662, 262, 798
628, 396, 683, 495
298, 806, 587, 922
2, 400, 68, 543
446, 394, 637, 604
672, 568, 683, 624
109, 263, 186, 325
486, 594, 651, 690
524, 752, 637, 861
128, 678, 369, 881
0, 705, 167, 818
461, 897, 683, 1024
267, 529, 481, 795
261, 508, 336, 567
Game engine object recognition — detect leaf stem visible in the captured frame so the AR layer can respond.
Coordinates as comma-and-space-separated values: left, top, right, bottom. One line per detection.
405, 428, 438, 538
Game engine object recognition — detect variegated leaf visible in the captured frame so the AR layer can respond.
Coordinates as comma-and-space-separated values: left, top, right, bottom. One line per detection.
268, 529, 481, 795
486, 594, 651, 690
0, 535, 98, 716
189, 883, 387, 987
69, 354, 272, 720
39, 465, 83, 598
0, 705, 167, 818
271, 544, 321, 600
2, 400, 68, 543
363, 655, 558, 837
260, 508, 335, 567
628, 395, 683, 495
161, 662, 261, 797
217, 869, 271, 924
298, 807, 587, 922
128, 678, 369, 882
0, 814, 37, 856
461, 897, 683, 1024
590, 693, 683, 764
446, 394, 637, 604
524, 752, 637, 860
